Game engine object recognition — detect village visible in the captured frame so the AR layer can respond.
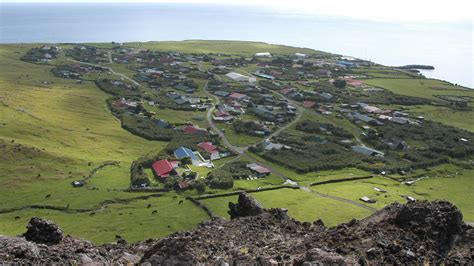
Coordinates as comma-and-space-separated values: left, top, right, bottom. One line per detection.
22, 44, 474, 205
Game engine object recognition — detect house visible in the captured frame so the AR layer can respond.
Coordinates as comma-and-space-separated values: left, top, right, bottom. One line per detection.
155, 119, 171, 128
281, 87, 296, 95
246, 163, 271, 176
392, 117, 409, 125
255, 52, 272, 58
359, 196, 376, 203
345, 78, 364, 87
320, 92, 334, 100
253, 72, 275, 80
71, 180, 85, 187
383, 138, 408, 150
198, 142, 217, 153
198, 142, 220, 160
229, 92, 248, 101
152, 159, 175, 180
353, 113, 375, 123
214, 91, 230, 97
363, 105, 382, 114
303, 101, 316, 108
295, 52, 307, 58
175, 83, 195, 93
352, 145, 385, 157
182, 125, 203, 134
174, 147, 200, 165
262, 139, 284, 151
226, 72, 251, 82
252, 105, 275, 120
174, 98, 188, 105
178, 180, 190, 190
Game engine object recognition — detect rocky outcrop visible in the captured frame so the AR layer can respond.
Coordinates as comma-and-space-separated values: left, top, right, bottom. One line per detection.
228, 192, 264, 219
0, 197, 472, 264
23, 217, 63, 245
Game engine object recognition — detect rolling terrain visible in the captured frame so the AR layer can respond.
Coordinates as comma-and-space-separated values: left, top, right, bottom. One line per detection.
0, 41, 473, 244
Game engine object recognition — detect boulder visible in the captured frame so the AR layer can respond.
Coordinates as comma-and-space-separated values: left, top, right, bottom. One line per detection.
23, 217, 63, 245
228, 192, 264, 219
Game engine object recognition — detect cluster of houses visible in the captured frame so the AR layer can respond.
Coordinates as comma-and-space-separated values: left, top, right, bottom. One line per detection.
165, 91, 208, 110
150, 140, 232, 189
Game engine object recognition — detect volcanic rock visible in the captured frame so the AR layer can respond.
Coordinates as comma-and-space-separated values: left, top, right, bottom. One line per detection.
228, 192, 264, 219
23, 217, 63, 245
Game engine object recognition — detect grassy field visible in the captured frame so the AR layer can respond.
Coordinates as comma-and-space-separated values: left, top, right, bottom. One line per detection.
364, 78, 473, 103
0, 44, 205, 243
1, 41, 473, 245
0, 193, 208, 244
313, 164, 474, 222
125, 40, 328, 56
201, 188, 372, 226
403, 105, 474, 132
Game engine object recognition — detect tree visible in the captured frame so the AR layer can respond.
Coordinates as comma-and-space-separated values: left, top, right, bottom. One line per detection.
333, 79, 347, 89
192, 179, 206, 194
181, 157, 192, 165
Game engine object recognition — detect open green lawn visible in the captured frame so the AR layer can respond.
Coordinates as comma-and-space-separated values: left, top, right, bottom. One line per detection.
364, 78, 473, 103
0, 193, 208, 244
0, 44, 205, 243
201, 188, 372, 226
404, 105, 474, 132
219, 123, 263, 147
1, 41, 473, 245
313, 164, 474, 222
126, 40, 327, 56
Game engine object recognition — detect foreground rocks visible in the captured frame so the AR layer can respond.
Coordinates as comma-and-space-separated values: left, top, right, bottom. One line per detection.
0, 194, 472, 264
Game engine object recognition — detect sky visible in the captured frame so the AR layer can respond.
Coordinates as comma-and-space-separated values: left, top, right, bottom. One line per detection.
1, 0, 473, 23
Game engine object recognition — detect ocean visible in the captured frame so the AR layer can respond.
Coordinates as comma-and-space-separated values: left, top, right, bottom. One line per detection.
0, 2, 472, 87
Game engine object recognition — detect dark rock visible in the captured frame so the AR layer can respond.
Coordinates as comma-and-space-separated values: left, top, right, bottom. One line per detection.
23, 217, 63, 245
228, 192, 263, 219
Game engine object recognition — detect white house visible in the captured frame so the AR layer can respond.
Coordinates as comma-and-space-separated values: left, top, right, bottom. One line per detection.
295, 53, 307, 58
255, 52, 272, 58
226, 72, 252, 82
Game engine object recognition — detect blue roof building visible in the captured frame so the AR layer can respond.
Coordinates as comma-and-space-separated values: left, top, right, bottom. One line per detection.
174, 147, 199, 163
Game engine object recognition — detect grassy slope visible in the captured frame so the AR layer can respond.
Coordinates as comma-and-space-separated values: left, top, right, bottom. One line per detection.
1, 40, 472, 244
126, 40, 326, 56
364, 78, 474, 132
0, 44, 208, 243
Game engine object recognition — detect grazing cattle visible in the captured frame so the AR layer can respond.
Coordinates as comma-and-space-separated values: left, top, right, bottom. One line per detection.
167, 224, 171, 228
119, 213, 123, 215
14, 216, 20, 220
115, 235, 122, 239
89, 212, 95, 216
178, 200, 184, 205
173, 196, 177, 199
152, 210, 158, 214
147, 204, 151, 208
45, 194, 51, 199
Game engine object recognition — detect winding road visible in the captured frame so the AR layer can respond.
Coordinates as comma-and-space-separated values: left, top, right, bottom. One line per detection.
69, 58, 378, 213
203, 76, 377, 212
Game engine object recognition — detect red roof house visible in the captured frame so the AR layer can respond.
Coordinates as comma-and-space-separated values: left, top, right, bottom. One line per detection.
303, 101, 316, 108
215, 110, 231, 117
152, 159, 174, 179
183, 125, 201, 134
345, 78, 364, 87
178, 180, 189, 190
198, 142, 218, 153
281, 87, 296, 95
229, 93, 247, 101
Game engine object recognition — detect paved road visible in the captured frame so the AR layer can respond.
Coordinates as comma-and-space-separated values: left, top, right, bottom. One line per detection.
204, 82, 247, 154
67, 58, 142, 87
